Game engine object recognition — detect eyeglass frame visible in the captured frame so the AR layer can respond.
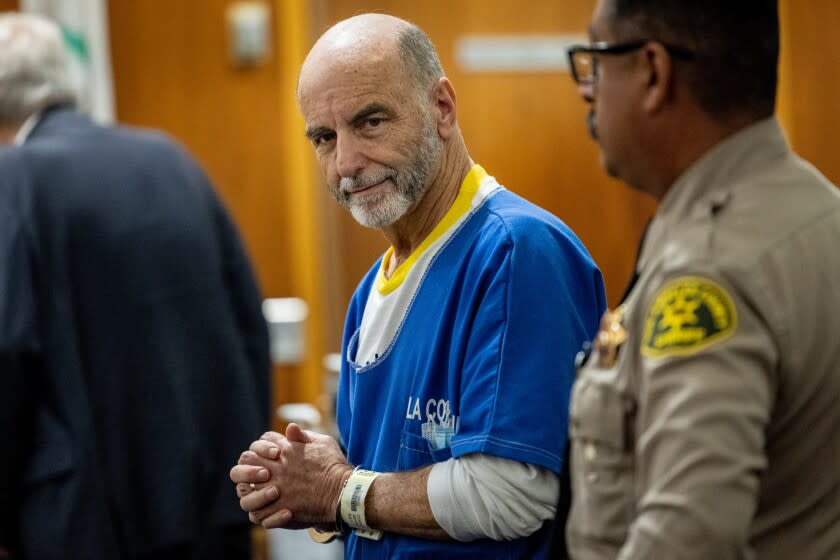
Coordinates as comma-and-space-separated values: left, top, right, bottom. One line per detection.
567, 40, 695, 85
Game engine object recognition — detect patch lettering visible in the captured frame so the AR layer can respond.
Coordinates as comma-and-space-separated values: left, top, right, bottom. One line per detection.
405, 395, 459, 450
641, 276, 737, 358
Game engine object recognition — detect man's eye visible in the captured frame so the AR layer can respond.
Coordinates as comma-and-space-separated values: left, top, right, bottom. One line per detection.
313, 132, 335, 146
365, 118, 383, 128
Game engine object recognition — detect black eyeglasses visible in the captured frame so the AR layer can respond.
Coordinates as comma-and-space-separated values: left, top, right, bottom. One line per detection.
567, 40, 695, 85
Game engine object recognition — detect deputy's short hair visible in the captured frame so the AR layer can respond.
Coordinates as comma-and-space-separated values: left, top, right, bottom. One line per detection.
607, 0, 779, 119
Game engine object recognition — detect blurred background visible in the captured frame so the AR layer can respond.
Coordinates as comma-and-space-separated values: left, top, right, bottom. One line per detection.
1, 0, 837, 484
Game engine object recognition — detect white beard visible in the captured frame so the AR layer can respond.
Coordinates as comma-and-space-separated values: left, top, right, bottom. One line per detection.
337, 115, 442, 229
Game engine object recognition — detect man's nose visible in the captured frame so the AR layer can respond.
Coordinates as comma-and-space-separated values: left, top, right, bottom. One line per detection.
335, 134, 366, 179
578, 82, 595, 103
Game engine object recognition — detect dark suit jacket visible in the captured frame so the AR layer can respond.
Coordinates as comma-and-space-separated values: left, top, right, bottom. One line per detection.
0, 108, 271, 559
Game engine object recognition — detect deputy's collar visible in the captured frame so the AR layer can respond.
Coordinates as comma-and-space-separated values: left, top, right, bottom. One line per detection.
637, 117, 789, 274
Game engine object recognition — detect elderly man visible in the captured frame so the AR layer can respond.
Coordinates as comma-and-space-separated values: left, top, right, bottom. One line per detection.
0, 13, 270, 560
564, 1, 840, 559
231, 13, 605, 559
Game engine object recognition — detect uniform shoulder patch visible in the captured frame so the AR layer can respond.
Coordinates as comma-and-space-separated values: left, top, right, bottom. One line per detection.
641, 276, 737, 358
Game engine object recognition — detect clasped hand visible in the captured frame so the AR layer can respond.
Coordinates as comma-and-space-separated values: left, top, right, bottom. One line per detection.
229, 423, 353, 529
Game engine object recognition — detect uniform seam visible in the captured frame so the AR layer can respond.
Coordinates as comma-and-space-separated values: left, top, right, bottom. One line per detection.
480, 207, 517, 458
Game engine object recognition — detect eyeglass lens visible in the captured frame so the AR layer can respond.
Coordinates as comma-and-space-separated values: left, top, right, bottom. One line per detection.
573, 51, 595, 83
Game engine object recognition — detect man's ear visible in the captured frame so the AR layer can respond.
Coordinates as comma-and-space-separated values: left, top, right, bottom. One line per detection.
641, 42, 674, 114
433, 77, 458, 139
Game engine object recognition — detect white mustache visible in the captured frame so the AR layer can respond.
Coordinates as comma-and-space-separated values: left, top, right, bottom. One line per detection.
340, 170, 395, 193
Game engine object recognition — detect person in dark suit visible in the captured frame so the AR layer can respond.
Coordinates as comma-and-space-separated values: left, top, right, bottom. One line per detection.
0, 13, 271, 560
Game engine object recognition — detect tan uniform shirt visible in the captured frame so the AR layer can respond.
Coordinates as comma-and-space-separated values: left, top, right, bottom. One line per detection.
567, 118, 840, 560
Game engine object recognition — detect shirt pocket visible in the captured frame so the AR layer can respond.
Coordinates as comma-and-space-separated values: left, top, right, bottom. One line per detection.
396, 429, 452, 471
568, 373, 635, 543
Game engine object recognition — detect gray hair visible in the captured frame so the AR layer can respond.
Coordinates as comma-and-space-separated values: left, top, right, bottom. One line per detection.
397, 24, 444, 94
0, 12, 78, 125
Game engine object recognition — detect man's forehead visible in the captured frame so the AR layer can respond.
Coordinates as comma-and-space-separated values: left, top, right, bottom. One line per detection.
298, 66, 408, 128
300, 40, 397, 91
297, 19, 415, 126
301, 63, 386, 105
303, 45, 387, 79
299, 48, 409, 103
301, 80, 383, 115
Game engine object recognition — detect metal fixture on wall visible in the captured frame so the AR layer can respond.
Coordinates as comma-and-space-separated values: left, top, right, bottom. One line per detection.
262, 297, 308, 365
226, 1, 272, 67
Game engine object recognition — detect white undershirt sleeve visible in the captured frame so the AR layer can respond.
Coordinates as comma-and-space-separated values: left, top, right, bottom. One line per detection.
427, 453, 559, 542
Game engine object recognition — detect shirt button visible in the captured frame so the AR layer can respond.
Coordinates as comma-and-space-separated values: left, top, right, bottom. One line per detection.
584, 441, 598, 461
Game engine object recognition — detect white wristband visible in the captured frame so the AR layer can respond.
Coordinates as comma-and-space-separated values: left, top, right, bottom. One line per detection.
340, 468, 383, 540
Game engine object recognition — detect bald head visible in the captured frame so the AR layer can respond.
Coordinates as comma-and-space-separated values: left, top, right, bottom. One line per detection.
295, 14, 465, 232
310, 13, 409, 59
299, 14, 443, 102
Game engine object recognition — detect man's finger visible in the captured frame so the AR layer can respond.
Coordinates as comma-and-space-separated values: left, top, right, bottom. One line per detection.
235, 482, 254, 498
237, 450, 275, 468
249, 439, 280, 459
260, 431, 287, 446
285, 422, 312, 443
229, 463, 270, 484
261, 508, 294, 529
239, 484, 280, 512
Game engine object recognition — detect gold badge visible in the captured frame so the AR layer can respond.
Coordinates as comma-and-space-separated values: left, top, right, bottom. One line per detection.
594, 305, 627, 368
641, 276, 737, 358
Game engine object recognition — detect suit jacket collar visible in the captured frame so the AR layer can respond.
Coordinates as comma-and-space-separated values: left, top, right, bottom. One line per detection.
26, 104, 92, 143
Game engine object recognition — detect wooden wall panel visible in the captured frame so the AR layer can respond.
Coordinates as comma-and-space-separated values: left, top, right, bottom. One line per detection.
778, 0, 840, 185
320, 0, 655, 310
0, 0, 18, 11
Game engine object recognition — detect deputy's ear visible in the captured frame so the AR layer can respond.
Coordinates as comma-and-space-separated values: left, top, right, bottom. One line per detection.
641, 42, 673, 114
433, 77, 458, 139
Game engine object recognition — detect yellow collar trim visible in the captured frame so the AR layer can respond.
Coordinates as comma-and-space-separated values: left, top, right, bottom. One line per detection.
376, 164, 488, 296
